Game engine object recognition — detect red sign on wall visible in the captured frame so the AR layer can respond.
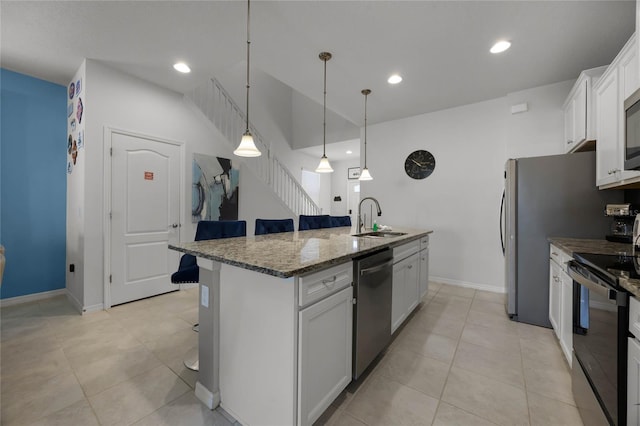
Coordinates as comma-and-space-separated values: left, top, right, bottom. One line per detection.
144, 171, 154, 180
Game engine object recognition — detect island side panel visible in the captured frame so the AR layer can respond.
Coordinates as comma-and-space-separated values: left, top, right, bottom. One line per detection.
219, 264, 297, 426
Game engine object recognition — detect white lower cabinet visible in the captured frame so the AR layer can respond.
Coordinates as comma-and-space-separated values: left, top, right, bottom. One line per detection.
628, 296, 640, 426
297, 285, 353, 426
559, 268, 573, 366
549, 259, 561, 335
548, 244, 573, 367
628, 336, 640, 426
419, 236, 429, 300
391, 240, 421, 334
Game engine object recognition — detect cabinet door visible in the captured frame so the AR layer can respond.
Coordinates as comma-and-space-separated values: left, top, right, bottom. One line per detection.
419, 248, 429, 300
621, 40, 639, 100
574, 79, 588, 144
298, 286, 353, 426
564, 99, 575, 152
596, 70, 620, 186
629, 337, 640, 426
559, 269, 573, 367
549, 259, 561, 337
391, 259, 407, 334
405, 254, 420, 314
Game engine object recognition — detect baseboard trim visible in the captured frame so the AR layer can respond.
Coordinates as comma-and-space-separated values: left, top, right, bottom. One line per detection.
66, 291, 84, 313
430, 276, 505, 294
83, 303, 104, 314
0, 288, 66, 307
195, 381, 220, 410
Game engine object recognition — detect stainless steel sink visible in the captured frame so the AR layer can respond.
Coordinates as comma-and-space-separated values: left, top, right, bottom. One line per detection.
352, 231, 408, 238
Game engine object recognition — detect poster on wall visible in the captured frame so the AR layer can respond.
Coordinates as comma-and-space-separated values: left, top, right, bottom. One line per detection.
192, 154, 239, 223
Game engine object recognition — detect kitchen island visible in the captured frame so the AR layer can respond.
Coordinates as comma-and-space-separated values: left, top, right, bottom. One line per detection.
169, 226, 432, 426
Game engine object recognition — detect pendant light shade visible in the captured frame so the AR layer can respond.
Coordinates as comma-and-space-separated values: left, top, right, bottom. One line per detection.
234, 0, 261, 158
359, 89, 373, 181
316, 52, 334, 173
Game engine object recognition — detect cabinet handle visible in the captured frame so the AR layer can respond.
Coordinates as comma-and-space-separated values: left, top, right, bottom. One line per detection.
551, 252, 558, 256
567, 140, 574, 145
408, 264, 413, 269
322, 276, 337, 286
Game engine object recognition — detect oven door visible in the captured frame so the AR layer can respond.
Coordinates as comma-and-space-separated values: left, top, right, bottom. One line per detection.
568, 260, 628, 426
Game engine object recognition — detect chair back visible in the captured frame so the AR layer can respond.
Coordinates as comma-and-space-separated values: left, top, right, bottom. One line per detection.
195, 220, 246, 241
255, 218, 294, 235
171, 220, 246, 284
298, 215, 332, 231
330, 216, 352, 227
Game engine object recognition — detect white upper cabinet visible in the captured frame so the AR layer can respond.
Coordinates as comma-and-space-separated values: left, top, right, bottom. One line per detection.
563, 66, 607, 153
595, 33, 640, 188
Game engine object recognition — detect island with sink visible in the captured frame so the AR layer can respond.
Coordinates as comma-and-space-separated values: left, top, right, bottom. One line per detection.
169, 226, 432, 426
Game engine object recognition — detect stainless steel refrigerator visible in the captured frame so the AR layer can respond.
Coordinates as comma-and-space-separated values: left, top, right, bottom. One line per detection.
502, 151, 622, 327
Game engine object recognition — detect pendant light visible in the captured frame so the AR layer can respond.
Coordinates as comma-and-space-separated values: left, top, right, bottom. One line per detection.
359, 89, 373, 181
234, 0, 261, 157
316, 52, 334, 173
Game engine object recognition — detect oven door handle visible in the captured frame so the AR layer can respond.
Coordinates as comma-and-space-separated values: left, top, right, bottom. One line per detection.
567, 260, 614, 301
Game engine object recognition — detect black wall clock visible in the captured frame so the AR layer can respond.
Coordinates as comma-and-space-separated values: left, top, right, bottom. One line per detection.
404, 150, 436, 180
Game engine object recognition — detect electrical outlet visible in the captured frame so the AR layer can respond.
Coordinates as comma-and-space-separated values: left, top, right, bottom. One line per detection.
69, 264, 75, 273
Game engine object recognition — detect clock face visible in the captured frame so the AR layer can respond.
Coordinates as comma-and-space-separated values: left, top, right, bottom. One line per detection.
404, 150, 436, 180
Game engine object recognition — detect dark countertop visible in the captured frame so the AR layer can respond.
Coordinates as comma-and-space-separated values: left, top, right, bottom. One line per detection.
169, 227, 433, 278
548, 237, 640, 298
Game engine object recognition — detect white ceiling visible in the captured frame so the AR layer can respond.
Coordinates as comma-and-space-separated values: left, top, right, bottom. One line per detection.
296, 138, 361, 162
1, 1, 635, 129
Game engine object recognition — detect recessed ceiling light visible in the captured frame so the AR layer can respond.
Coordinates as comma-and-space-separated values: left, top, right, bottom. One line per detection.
346, 150, 353, 154
490, 40, 511, 54
173, 62, 191, 73
388, 74, 403, 84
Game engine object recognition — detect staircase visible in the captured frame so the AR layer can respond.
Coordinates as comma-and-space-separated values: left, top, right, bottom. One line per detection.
187, 78, 321, 217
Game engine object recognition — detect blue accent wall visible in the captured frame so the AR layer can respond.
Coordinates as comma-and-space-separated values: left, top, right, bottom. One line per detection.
1, 69, 67, 299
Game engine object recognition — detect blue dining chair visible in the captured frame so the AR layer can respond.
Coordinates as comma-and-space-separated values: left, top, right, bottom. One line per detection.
255, 218, 294, 235
170, 220, 246, 371
298, 215, 332, 230
330, 216, 352, 228
171, 220, 247, 284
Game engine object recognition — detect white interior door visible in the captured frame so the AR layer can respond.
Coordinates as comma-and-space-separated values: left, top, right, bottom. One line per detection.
346, 180, 360, 227
110, 131, 181, 306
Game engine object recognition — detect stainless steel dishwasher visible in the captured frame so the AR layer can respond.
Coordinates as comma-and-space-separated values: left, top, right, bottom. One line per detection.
353, 248, 393, 379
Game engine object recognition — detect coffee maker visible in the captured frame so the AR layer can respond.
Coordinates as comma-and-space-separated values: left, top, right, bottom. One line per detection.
605, 204, 635, 243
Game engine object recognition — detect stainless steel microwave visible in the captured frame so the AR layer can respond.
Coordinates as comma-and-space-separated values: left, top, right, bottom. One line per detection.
625, 87, 640, 170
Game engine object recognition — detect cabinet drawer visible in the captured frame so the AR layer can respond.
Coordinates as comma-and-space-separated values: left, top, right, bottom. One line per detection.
630, 296, 640, 337
299, 262, 352, 307
394, 240, 420, 263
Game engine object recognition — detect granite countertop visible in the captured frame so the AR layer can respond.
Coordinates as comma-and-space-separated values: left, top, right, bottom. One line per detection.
169, 227, 433, 278
548, 237, 640, 298
548, 237, 633, 257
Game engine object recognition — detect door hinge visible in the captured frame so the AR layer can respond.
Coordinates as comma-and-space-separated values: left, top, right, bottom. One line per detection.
110, 147, 113, 156
352, 298, 357, 305
109, 274, 112, 283
109, 211, 112, 219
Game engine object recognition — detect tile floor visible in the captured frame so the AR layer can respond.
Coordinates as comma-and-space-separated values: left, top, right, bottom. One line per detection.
0, 282, 583, 426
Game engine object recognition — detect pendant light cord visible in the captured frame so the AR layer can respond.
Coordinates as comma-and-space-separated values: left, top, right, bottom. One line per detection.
322, 55, 327, 157
245, 0, 251, 134
364, 92, 367, 168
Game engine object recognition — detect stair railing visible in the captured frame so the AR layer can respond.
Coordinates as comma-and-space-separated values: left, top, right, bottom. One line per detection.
188, 78, 322, 217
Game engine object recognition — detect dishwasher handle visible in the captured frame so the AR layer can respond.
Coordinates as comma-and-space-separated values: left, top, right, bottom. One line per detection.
360, 259, 394, 276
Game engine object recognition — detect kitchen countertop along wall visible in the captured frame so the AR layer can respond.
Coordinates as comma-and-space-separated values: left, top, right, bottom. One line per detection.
548, 237, 640, 297
170, 227, 432, 278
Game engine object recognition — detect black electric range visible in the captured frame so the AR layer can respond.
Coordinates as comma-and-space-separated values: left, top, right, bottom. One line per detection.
569, 251, 632, 426
573, 252, 639, 288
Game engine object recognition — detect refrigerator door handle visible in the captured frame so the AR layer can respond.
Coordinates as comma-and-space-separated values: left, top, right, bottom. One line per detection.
500, 189, 505, 255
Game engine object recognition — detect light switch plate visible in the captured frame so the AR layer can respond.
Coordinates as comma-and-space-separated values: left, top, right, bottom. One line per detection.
201, 285, 209, 308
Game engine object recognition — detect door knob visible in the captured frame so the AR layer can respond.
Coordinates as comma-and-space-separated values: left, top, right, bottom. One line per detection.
171, 223, 179, 228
